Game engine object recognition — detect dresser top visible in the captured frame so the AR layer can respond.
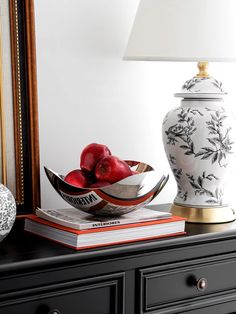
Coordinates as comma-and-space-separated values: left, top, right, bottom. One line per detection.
1, 204, 236, 273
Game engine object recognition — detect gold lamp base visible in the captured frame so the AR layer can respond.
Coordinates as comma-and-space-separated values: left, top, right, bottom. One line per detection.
171, 204, 236, 224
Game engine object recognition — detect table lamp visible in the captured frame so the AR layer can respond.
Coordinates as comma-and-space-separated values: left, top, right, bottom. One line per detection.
124, 0, 236, 223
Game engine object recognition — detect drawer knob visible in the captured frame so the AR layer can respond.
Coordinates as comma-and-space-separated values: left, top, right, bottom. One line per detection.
49, 310, 61, 314
196, 278, 207, 291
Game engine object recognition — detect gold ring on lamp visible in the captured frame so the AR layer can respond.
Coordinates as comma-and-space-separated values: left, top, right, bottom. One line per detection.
171, 204, 236, 224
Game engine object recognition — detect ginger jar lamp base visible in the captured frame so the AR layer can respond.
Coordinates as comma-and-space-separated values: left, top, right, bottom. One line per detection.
162, 63, 236, 224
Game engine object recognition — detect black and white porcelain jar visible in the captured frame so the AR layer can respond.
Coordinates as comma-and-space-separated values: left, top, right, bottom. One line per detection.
0, 184, 16, 242
162, 76, 236, 223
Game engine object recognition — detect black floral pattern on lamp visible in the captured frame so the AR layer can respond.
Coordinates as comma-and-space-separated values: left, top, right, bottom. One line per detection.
165, 107, 203, 155
195, 108, 234, 167
186, 172, 223, 205
182, 77, 225, 93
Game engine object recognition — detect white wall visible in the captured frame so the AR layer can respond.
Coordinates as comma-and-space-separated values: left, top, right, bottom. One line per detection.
35, 0, 236, 209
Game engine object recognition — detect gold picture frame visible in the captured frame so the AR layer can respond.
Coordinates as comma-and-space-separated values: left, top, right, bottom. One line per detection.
0, 20, 7, 185
0, 0, 40, 214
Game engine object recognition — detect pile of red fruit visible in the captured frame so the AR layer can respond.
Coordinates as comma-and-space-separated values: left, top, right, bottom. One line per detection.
64, 143, 136, 188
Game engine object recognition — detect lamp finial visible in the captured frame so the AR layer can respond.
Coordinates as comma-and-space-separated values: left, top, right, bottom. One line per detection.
196, 61, 210, 78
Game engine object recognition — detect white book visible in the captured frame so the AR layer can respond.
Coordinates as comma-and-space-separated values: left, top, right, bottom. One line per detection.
36, 207, 172, 231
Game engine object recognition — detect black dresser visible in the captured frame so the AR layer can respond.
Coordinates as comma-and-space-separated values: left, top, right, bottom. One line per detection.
1, 206, 236, 314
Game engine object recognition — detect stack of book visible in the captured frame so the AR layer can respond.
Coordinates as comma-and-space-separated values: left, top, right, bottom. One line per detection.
24, 207, 186, 250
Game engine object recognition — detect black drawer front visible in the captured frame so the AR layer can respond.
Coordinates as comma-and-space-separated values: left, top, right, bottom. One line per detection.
139, 255, 236, 313
181, 295, 236, 314
0, 273, 125, 314
183, 302, 236, 314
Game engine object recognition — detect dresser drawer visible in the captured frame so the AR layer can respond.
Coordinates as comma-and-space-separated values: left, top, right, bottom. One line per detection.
0, 273, 125, 314
139, 254, 236, 314
181, 297, 236, 314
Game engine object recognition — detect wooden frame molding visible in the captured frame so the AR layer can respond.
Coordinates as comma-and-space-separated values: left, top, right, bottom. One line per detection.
9, 0, 40, 214
0, 20, 7, 186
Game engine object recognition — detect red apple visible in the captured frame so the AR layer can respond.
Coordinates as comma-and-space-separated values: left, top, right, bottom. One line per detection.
95, 156, 132, 183
80, 143, 111, 172
89, 181, 110, 188
64, 169, 91, 188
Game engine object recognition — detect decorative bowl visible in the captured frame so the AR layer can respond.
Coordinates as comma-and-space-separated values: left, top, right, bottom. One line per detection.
44, 161, 169, 217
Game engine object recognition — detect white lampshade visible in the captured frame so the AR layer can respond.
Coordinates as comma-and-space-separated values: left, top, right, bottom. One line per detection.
124, 0, 236, 62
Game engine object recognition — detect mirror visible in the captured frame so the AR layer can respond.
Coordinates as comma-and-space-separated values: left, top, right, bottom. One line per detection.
0, 0, 40, 214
